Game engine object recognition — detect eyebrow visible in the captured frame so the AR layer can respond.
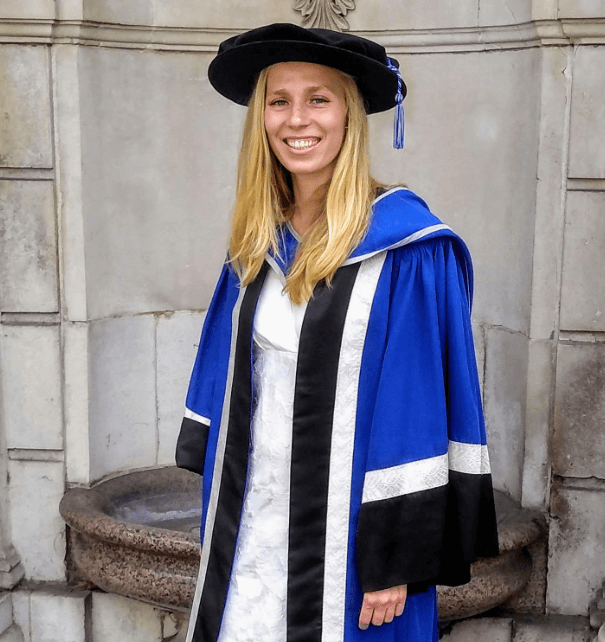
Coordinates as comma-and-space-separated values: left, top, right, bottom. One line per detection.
267, 85, 332, 96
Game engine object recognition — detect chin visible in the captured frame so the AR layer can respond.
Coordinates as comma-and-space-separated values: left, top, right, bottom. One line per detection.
281, 157, 336, 180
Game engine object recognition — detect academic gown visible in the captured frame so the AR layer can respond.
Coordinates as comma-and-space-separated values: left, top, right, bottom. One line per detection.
176, 186, 500, 642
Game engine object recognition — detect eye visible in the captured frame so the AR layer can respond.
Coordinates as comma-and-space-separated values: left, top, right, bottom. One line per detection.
311, 96, 329, 104
269, 99, 288, 107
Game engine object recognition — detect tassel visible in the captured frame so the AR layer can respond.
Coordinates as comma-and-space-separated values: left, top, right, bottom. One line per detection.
387, 57, 405, 149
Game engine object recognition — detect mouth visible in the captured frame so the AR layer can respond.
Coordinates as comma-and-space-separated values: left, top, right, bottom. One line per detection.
284, 138, 320, 150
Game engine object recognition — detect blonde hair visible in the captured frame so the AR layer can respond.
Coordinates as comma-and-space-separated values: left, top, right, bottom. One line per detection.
228, 64, 379, 304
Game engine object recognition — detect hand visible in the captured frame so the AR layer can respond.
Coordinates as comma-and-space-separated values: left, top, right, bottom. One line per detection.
358, 584, 407, 630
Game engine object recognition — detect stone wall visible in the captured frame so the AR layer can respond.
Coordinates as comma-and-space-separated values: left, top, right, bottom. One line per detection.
1, 0, 605, 639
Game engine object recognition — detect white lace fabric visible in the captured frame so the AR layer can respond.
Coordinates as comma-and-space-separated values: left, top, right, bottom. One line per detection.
217, 268, 307, 642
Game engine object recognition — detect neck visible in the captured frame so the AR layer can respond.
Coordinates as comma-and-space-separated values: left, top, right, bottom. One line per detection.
290, 173, 330, 236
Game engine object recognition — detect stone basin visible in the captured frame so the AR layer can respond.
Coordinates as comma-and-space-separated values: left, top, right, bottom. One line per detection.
59, 467, 545, 620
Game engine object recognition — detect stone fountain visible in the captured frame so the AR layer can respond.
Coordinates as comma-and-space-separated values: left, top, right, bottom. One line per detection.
59, 467, 545, 621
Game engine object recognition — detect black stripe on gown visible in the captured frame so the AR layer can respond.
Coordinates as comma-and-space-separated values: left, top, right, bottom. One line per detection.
287, 263, 361, 642
193, 263, 268, 642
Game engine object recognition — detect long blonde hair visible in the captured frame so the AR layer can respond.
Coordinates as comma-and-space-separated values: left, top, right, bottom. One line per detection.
228, 64, 379, 304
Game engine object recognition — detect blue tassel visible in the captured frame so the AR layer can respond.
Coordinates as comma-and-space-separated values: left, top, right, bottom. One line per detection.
387, 57, 405, 149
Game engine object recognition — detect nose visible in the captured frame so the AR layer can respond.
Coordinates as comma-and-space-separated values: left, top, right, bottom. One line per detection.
287, 101, 311, 128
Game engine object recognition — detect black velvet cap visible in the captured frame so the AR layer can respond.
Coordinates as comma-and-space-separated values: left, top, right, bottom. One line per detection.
208, 23, 406, 114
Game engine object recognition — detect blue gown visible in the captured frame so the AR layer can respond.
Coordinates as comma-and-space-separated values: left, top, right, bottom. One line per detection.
176, 187, 499, 642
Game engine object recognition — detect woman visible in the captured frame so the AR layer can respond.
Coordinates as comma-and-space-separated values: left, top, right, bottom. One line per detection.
176, 23, 499, 642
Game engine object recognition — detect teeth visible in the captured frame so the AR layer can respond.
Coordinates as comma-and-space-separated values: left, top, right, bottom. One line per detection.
287, 139, 317, 149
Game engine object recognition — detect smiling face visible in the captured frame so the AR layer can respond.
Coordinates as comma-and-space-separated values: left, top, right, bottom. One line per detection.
264, 62, 348, 189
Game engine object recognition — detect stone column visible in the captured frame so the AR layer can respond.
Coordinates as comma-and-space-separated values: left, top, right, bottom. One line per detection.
0, 449, 24, 591
0, 10, 56, 642
0, 0, 66, 590
0, 348, 25, 642
0, 414, 24, 590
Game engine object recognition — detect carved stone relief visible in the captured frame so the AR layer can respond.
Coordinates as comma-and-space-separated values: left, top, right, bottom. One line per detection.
293, 0, 356, 31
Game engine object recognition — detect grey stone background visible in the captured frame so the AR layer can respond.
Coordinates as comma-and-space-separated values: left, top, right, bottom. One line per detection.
0, 0, 604, 640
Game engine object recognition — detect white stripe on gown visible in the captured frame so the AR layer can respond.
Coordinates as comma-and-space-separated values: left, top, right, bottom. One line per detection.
217, 268, 308, 642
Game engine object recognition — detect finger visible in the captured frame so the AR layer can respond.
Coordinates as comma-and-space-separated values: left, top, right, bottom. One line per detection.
384, 603, 396, 624
395, 599, 405, 617
401, 586, 408, 612
371, 603, 388, 626
358, 599, 373, 630
359, 609, 373, 630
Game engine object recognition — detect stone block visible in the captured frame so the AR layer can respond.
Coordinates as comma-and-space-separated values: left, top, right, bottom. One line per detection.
0, 45, 52, 168
156, 311, 206, 466
30, 591, 88, 642
74, 0, 504, 31
0, 593, 12, 635
88, 315, 157, 481
63, 322, 91, 484
478, 0, 532, 26
79, 47, 236, 317
0, 325, 62, 451
521, 339, 554, 509
529, 46, 569, 341
559, 0, 605, 18
7, 460, 65, 581
513, 615, 593, 641
52, 44, 87, 322
531, 0, 558, 19
91, 593, 164, 642
0, 181, 58, 313
369, 48, 540, 333
553, 343, 605, 480
547, 487, 605, 615
152, 0, 295, 29
560, 192, 605, 332
441, 617, 513, 641
0, 544, 24, 591
11, 592, 29, 642
55, 0, 83, 20
349, 0, 479, 30
483, 328, 528, 501
568, 47, 605, 179
82, 0, 152, 24
0, 1, 55, 19
0, 624, 24, 642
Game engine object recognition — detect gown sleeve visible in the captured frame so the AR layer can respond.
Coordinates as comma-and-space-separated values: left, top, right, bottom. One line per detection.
175, 263, 234, 476
355, 237, 499, 594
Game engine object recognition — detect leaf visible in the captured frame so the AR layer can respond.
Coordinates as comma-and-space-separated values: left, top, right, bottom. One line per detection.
292, 0, 356, 30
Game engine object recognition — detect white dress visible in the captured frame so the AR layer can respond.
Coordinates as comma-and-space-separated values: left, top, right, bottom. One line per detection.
217, 268, 308, 642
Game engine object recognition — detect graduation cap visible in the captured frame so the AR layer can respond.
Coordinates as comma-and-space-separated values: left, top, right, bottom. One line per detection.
208, 23, 407, 149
